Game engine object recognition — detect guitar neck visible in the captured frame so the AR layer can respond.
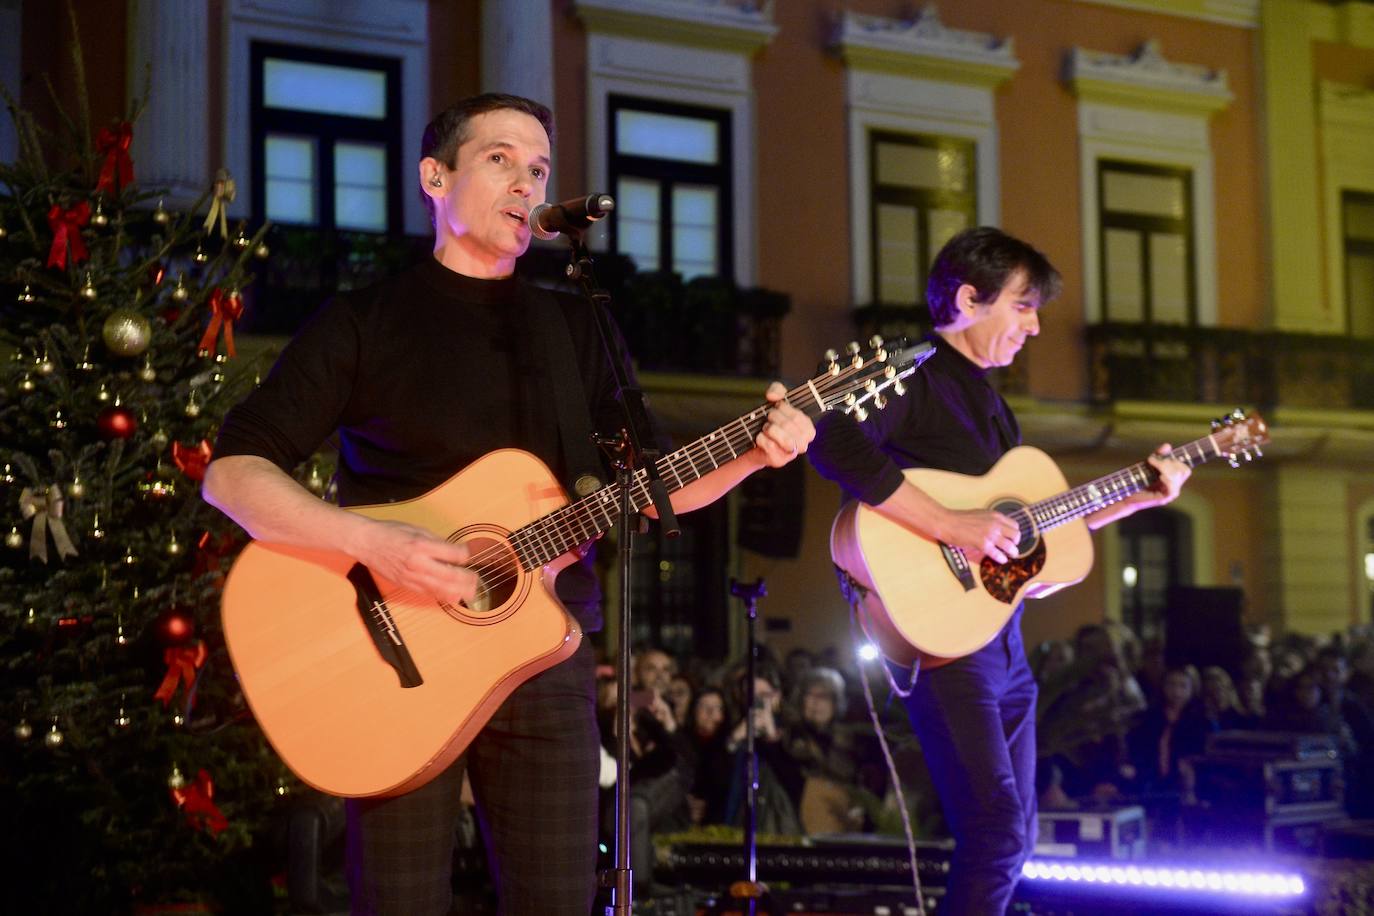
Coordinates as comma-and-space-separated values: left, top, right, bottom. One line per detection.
1028, 433, 1222, 532
511, 382, 817, 570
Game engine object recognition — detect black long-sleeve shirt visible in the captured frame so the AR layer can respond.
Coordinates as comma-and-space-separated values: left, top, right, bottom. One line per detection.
214, 256, 645, 625
808, 334, 1020, 500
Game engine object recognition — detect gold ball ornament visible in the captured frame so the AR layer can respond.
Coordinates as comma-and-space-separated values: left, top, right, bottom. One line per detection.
232, 222, 250, 250
14, 719, 33, 741
18, 373, 35, 393
152, 199, 170, 225
114, 708, 130, 728
44, 719, 64, 749
172, 713, 185, 727
17, 284, 35, 303
90, 201, 109, 228
138, 357, 157, 383
67, 476, 85, 499
37, 352, 54, 374
96, 383, 111, 402
166, 532, 182, 556
0, 223, 8, 240
92, 512, 104, 540
254, 241, 270, 259
50, 410, 68, 429
184, 394, 201, 418
150, 428, 170, 451
171, 274, 189, 302
102, 309, 153, 357
5, 526, 22, 549
168, 764, 186, 789
192, 242, 208, 264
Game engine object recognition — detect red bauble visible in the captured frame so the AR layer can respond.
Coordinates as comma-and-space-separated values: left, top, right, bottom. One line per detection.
161, 305, 181, 324
155, 606, 197, 646
97, 404, 138, 439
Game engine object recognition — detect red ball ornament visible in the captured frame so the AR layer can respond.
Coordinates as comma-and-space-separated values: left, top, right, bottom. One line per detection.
97, 404, 138, 439
154, 605, 197, 646
161, 305, 181, 324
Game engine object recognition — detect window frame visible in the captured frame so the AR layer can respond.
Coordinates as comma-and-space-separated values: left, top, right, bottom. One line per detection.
1097, 158, 1198, 325
606, 93, 734, 282
867, 130, 977, 306
1342, 188, 1374, 339
249, 40, 404, 233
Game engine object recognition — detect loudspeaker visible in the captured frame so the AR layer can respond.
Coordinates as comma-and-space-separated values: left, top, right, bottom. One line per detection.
736, 458, 805, 558
1164, 585, 1247, 676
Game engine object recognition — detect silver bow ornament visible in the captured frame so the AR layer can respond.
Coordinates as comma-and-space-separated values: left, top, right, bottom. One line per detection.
19, 484, 79, 563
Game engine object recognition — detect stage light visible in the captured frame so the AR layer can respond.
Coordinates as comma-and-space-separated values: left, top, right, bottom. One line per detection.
1020, 859, 1306, 900
857, 643, 880, 662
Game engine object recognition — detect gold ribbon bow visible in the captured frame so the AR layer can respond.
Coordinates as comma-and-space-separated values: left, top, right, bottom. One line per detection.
19, 485, 79, 563
202, 168, 237, 239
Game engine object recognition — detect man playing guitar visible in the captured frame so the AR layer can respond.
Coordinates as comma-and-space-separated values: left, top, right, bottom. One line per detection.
809, 227, 1190, 915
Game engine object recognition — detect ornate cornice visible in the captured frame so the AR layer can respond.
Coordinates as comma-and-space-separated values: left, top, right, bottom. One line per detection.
1073, 0, 1258, 29
831, 5, 1019, 89
1068, 40, 1232, 116
574, 0, 778, 55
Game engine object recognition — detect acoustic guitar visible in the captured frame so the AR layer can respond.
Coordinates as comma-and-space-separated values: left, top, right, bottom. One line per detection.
221, 338, 933, 797
830, 410, 1269, 667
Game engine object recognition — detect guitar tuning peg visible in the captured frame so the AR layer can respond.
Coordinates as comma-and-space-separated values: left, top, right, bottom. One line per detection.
843, 392, 857, 407
869, 334, 884, 349
873, 393, 888, 410
875, 347, 887, 362
1211, 418, 1221, 430
892, 379, 906, 397
850, 352, 864, 369
1231, 408, 1245, 419
845, 341, 861, 355
864, 379, 877, 392
1253, 444, 1263, 458
853, 405, 868, 422
1243, 450, 1252, 462
1228, 456, 1240, 468
883, 365, 896, 379
824, 348, 838, 363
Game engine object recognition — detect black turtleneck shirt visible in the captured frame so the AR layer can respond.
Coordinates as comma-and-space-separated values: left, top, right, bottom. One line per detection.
808, 334, 1020, 504
214, 257, 643, 624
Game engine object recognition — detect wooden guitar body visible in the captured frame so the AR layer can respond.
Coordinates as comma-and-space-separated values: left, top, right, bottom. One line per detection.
221, 449, 580, 798
830, 446, 1093, 667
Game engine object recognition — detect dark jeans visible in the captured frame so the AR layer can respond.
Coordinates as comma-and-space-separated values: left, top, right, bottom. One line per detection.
345, 636, 600, 916
894, 612, 1038, 916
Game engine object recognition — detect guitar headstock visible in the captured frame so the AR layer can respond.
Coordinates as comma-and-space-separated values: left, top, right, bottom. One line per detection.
813, 336, 935, 420
1210, 409, 1269, 468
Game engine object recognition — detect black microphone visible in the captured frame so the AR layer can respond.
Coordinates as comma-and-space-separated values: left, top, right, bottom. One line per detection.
529, 193, 615, 240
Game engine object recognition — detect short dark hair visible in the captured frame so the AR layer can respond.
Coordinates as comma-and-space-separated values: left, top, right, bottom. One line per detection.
925, 226, 1061, 328
419, 93, 555, 222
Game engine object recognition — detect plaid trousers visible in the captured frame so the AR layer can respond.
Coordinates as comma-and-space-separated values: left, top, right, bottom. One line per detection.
345, 637, 601, 915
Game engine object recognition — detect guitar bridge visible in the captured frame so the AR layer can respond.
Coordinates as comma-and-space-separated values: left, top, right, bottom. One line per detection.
347, 564, 424, 688
940, 543, 978, 592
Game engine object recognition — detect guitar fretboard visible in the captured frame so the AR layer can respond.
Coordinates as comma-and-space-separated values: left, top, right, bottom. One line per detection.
1013, 434, 1222, 533
504, 340, 931, 571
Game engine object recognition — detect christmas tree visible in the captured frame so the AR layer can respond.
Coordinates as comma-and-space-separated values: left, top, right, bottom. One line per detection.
0, 21, 288, 912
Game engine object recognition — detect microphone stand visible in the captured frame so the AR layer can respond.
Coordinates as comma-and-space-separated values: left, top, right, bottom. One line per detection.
557, 226, 678, 916
726, 577, 770, 916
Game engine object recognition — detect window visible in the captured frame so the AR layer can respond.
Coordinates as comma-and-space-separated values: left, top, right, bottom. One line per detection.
869, 132, 975, 305
1098, 160, 1196, 324
608, 96, 733, 281
627, 503, 730, 663
1119, 508, 1192, 638
250, 42, 402, 233
1344, 190, 1374, 338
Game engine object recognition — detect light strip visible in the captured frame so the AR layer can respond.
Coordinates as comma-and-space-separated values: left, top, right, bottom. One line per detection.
1021, 860, 1306, 898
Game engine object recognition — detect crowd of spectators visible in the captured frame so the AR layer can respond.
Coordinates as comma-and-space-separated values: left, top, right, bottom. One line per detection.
1033, 621, 1374, 843
595, 619, 1374, 887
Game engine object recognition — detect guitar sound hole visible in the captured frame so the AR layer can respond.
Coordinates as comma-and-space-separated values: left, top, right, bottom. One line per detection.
455, 536, 520, 616
988, 498, 1037, 558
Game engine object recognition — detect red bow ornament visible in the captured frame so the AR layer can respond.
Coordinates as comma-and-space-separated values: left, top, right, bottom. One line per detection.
153, 640, 209, 708
197, 288, 244, 358
96, 122, 135, 194
46, 201, 91, 269
172, 439, 214, 482
170, 769, 229, 835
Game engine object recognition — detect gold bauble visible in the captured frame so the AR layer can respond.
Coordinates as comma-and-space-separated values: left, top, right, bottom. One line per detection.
44, 721, 64, 749
0, 224, 8, 240
18, 374, 35, 393
67, 477, 85, 499
138, 359, 157, 383
102, 309, 153, 358
14, 719, 32, 741
5, 527, 22, 549
90, 204, 109, 228
254, 242, 270, 259
168, 764, 186, 789
152, 200, 170, 225
150, 428, 170, 451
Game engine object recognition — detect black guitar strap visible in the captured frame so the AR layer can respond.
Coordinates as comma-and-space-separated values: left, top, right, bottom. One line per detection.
527, 285, 605, 497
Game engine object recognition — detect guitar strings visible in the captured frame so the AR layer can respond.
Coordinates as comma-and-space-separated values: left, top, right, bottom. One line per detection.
363, 363, 899, 633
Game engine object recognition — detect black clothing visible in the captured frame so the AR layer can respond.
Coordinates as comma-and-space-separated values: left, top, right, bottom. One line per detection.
809, 333, 1037, 916
215, 256, 645, 624
809, 334, 1019, 503
214, 257, 646, 913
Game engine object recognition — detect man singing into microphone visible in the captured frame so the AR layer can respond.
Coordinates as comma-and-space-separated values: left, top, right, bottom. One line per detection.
202, 94, 814, 914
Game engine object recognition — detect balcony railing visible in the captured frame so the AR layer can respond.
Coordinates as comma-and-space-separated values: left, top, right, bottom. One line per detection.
246, 228, 787, 378
1086, 323, 1374, 410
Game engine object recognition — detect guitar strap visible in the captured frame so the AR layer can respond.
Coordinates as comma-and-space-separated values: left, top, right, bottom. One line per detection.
527, 285, 606, 497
